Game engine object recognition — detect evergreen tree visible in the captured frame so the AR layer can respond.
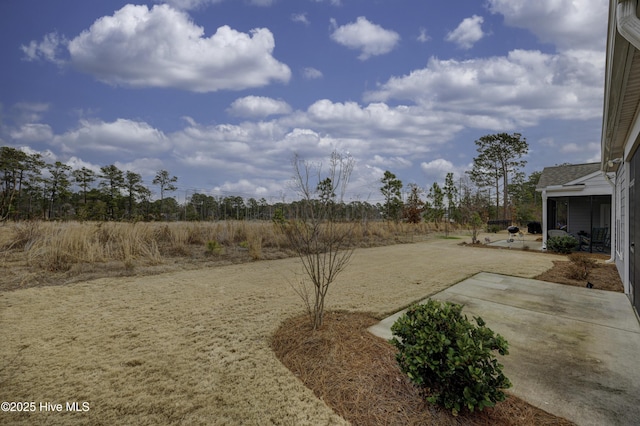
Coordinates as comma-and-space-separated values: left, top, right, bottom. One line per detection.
468, 133, 528, 220
380, 171, 403, 222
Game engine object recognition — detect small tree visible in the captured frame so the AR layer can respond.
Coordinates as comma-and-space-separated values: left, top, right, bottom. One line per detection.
425, 182, 445, 222
469, 212, 484, 244
380, 171, 403, 222
278, 151, 356, 330
443, 172, 458, 216
403, 183, 424, 223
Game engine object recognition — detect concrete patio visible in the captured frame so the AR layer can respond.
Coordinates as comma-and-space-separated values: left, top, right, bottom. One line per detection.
369, 272, 640, 426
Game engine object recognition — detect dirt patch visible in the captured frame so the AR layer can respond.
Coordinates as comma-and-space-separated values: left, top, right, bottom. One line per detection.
272, 311, 575, 425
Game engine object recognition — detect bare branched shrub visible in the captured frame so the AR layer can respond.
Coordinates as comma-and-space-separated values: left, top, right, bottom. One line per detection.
567, 253, 597, 280
277, 151, 356, 330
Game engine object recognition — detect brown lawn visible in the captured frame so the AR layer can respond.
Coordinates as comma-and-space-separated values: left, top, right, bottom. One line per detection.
0, 225, 621, 425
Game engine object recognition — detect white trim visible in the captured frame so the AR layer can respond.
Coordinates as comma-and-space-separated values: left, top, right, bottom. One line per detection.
565, 171, 608, 186
543, 184, 585, 192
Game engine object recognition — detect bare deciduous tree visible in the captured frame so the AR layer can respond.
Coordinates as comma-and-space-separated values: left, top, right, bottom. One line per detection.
279, 151, 356, 330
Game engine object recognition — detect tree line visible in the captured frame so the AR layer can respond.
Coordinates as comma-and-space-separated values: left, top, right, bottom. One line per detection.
378, 133, 540, 226
1, 133, 541, 224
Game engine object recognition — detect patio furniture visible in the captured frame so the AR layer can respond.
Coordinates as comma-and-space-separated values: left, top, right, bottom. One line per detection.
591, 227, 609, 252
580, 227, 609, 252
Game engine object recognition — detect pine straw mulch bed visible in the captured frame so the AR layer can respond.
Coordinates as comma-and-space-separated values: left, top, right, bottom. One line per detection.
464, 241, 624, 292
534, 258, 623, 292
272, 311, 575, 426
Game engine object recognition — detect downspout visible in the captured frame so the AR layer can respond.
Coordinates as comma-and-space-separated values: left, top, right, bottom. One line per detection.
618, 0, 640, 51
604, 172, 617, 263
541, 190, 548, 251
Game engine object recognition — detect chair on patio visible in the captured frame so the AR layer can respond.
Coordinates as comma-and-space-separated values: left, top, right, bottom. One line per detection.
580, 227, 609, 252
592, 227, 609, 252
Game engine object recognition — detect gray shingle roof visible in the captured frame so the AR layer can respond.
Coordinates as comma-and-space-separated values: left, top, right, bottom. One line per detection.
536, 162, 601, 189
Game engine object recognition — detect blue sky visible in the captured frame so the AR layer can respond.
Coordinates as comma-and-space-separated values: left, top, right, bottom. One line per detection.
0, 0, 608, 203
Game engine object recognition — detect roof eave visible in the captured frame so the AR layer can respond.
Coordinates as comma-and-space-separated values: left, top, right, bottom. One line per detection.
601, 0, 640, 172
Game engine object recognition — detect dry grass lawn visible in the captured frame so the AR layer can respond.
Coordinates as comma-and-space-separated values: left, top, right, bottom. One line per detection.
0, 225, 617, 425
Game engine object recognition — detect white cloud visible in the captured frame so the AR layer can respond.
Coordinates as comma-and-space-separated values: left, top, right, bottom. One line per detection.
312, 0, 342, 5
10, 123, 53, 142
487, 0, 607, 51
24, 147, 58, 164
369, 155, 412, 169
21, 32, 68, 65
11, 102, 50, 123
160, 0, 224, 10
214, 179, 271, 196
445, 15, 485, 49
160, 0, 274, 10
330, 16, 400, 60
296, 100, 462, 148
116, 157, 165, 179
291, 13, 309, 25
250, 0, 275, 6
364, 49, 604, 128
420, 158, 454, 176
417, 28, 430, 43
56, 4, 290, 92
65, 156, 101, 173
227, 96, 292, 118
53, 119, 171, 157
302, 67, 323, 79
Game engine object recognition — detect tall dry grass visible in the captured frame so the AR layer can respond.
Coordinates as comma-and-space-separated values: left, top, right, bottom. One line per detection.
0, 220, 459, 276
21, 222, 163, 271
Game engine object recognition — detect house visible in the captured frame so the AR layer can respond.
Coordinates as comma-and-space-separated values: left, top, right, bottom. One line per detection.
601, 0, 640, 314
536, 163, 612, 252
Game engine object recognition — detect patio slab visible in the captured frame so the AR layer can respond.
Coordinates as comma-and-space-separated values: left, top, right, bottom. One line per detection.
487, 238, 544, 250
368, 272, 640, 426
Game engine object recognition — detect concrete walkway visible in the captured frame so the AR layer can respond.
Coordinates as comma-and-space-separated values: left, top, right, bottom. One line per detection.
369, 272, 640, 426
487, 238, 544, 251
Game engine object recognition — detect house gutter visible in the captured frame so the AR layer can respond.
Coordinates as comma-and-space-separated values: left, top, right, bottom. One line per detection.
618, 0, 640, 51
608, 0, 640, 264
543, 184, 585, 192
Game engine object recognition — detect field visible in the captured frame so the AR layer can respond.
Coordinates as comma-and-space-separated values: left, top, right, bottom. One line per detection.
0, 220, 442, 292
0, 221, 621, 424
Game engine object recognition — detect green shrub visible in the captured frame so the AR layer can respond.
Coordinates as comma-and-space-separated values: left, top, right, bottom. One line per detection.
390, 300, 511, 416
486, 224, 501, 233
546, 235, 578, 254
